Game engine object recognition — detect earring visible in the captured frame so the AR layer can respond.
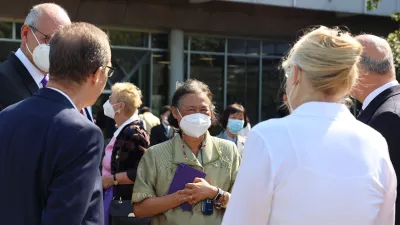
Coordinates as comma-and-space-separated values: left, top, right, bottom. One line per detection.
116, 109, 121, 113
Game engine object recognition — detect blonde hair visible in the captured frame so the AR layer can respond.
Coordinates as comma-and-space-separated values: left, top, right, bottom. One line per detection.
282, 26, 363, 97
111, 82, 142, 116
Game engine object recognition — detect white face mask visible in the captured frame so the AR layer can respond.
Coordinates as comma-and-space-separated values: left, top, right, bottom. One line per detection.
26, 28, 50, 72
103, 100, 117, 119
177, 109, 211, 138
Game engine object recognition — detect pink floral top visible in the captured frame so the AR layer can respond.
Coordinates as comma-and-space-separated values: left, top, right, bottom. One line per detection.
102, 136, 116, 176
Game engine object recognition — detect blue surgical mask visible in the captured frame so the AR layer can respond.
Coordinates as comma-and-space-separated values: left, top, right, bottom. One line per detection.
227, 119, 244, 134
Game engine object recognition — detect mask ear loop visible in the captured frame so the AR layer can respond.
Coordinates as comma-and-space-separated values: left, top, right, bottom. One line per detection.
26, 27, 42, 55
176, 108, 184, 119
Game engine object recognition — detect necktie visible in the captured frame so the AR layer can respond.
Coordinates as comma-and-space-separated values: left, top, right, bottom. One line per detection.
40, 76, 48, 87
358, 109, 364, 117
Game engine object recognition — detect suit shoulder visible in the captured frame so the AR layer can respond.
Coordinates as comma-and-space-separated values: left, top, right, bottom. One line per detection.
51, 109, 102, 136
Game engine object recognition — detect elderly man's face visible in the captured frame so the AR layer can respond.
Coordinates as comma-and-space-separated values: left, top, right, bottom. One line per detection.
21, 8, 71, 73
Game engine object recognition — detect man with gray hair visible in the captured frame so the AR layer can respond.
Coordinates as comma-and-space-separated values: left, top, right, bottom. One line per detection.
0, 3, 70, 109
0, 22, 112, 225
352, 34, 400, 224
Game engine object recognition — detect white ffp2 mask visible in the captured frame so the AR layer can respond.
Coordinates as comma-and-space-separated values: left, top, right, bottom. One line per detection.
26, 28, 50, 72
103, 100, 116, 119
178, 109, 211, 138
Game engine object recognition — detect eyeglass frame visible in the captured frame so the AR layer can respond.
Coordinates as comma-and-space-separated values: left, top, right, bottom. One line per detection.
28, 25, 51, 44
92, 66, 116, 78
106, 66, 116, 78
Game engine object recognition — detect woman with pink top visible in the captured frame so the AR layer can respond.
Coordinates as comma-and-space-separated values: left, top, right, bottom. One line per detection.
101, 82, 150, 225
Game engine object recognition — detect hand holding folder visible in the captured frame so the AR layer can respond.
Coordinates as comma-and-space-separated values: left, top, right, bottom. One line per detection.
168, 163, 207, 211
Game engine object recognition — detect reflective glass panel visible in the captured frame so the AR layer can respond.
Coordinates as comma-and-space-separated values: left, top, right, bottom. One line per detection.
109, 29, 148, 47
227, 57, 259, 124
0, 22, 13, 39
189, 54, 224, 113
152, 52, 170, 116
191, 36, 225, 52
261, 58, 284, 120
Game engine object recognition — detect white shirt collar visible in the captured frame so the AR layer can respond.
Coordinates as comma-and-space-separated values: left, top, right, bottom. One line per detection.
362, 80, 399, 110
114, 112, 140, 137
15, 48, 47, 88
292, 102, 354, 120
47, 87, 78, 111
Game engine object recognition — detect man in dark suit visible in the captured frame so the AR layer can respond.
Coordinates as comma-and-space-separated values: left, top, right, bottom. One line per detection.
0, 22, 112, 225
0, 3, 94, 122
0, 3, 70, 111
150, 105, 175, 146
352, 34, 399, 224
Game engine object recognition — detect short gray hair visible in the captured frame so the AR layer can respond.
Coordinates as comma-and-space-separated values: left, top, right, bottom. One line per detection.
360, 55, 394, 74
24, 3, 69, 28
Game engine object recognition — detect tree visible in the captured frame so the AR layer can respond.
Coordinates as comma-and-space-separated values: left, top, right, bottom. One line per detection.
367, 0, 400, 76
366, 0, 382, 11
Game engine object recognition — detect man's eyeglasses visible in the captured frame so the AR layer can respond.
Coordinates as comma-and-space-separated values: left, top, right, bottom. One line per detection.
92, 66, 116, 77
29, 25, 51, 43
106, 66, 116, 78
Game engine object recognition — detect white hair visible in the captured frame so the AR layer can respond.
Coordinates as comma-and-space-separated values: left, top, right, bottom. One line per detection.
24, 3, 69, 28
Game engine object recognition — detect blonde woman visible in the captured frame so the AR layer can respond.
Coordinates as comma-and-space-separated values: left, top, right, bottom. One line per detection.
223, 27, 396, 225
101, 82, 150, 225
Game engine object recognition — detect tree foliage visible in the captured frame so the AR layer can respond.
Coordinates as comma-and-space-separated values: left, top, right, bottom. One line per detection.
367, 0, 400, 75
366, 0, 382, 11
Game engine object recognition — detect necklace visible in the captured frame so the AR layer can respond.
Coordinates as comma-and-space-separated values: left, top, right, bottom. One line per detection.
181, 136, 205, 163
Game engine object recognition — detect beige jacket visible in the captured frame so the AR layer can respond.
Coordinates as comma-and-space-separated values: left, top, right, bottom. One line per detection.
138, 112, 160, 136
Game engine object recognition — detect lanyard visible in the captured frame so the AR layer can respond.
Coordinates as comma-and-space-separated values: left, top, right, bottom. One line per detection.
200, 145, 204, 167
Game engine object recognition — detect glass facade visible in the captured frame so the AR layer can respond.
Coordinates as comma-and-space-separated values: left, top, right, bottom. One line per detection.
0, 20, 294, 134
185, 36, 290, 125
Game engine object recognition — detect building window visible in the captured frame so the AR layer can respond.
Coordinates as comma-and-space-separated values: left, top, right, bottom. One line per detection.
109, 29, 148, 47
185, 35, 289, 127
92, 30, 168, 129
0, 22, 13, 39
227, 56, 259, 124
189, 54, 225, 113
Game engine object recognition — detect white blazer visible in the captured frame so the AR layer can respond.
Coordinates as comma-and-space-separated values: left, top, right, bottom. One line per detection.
223, 102, 396, 225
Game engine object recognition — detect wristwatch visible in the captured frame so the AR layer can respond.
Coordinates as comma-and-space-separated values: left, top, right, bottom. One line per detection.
113, 174, 119, 186
213, 188, 223, 201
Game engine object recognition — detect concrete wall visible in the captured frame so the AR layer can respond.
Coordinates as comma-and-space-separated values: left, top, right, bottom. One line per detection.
218, 0, 400, 16
0, 0, 396, 39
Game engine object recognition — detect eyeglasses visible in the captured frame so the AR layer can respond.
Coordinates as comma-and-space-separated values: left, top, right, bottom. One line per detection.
92, 66, 116, 77
29, 25, 51, 43
106, 66, 116, 78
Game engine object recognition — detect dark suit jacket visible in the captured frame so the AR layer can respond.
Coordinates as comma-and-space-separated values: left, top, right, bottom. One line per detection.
150, 124, 174, 146
0, 52, 94, 123
110, 120, 149, 200
0, 52, 38, 111
358, 84, 400, 224
0, 88, 104, 225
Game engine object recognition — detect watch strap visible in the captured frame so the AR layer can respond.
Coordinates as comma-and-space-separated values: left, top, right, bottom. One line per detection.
213, 188, 222, 201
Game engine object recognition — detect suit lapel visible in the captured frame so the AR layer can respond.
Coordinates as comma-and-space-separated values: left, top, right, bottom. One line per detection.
358, 85, 400, 123
8, 52, 39, 95
84, 107, 93, 122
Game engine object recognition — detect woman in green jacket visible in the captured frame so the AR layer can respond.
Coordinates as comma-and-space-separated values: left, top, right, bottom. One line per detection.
132, 79, 241, 225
